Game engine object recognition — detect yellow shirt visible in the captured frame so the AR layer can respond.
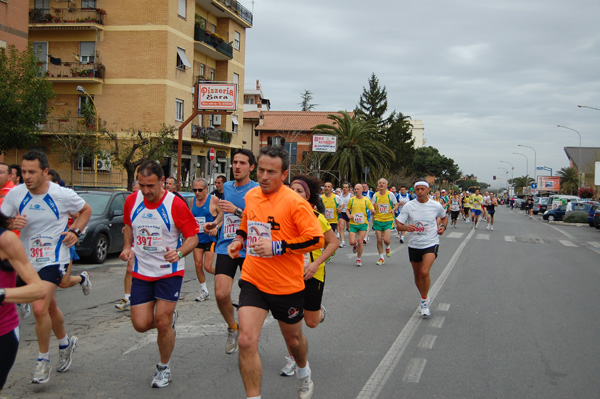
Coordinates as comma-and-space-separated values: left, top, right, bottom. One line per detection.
306, 212, 330, 282
471, 194, 484, 210
347, 197, 375, 226
373, 190, 396, 222
321, 194, 339, 223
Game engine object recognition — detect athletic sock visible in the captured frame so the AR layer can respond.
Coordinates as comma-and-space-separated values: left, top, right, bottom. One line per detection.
200, 282, 208, 292
124, 294, 131, 301
58, 335, 69, 349
79, 273, 86, 285
297, 362, 311, 379
247, 396, 262, 399
38, 352, 49, 361
158, 362, 169, 369
379, 253, 384, 259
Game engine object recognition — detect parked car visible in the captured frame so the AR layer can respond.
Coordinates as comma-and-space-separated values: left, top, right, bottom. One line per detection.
589, 204, 599, 227
513, 198, 525, 210
533, 197, 549, 215
75, 190, 130, 263
594, 206, 600, 229
543, 204, 567, 221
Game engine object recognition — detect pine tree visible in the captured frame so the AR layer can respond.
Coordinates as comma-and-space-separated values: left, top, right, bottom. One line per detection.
356, 73, 389, 125
299, 90, 317, 111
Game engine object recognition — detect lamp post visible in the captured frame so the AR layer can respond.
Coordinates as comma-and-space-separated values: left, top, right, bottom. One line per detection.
513, 152, 529, 178
500, 160, 514, 181
557, 125, 582, 189
518, 144, 537, 186
577, 104, 600, 112
76, 85, 99, 186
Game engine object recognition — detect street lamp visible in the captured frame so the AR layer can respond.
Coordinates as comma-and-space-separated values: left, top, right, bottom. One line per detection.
76, 85, 99, 186
513, 152, 529, 178
517, 144, 537, 185
557, 124, 582, 189
577, 104, 600, 112
499, 160, 514, 181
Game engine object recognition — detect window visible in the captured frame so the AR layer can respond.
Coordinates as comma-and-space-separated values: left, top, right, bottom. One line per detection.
233, 73, 239, 86
34, 0, 49, 9
197, 17, 206, 30
176, 47, 191, 70
232, 115, 239, 133
208, 114, 214, 127
234, 31, 240, 50
245, 97, 255, 105
175, 99, 184, 121
80, 42, 95, 64
211, 24, 216, 33
82, 0, 96, 8
200, 63, 205, 78
178, 0, 186, 18
268, 136, 285, 147
78, 95, 94, 117
209, 68, 215, 80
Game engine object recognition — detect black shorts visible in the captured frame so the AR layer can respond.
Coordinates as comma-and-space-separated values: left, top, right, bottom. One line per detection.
196, 241, 216, 251
238, 279, 304, 324
38, 264, 67, 286
304, 277, 325, 312
463, 207, 470, 214
408, 245, 439, 263
0, 328, 19, 390
338, 213, 349, 222
215, 254, 244, 279
329, 223, 337, 232
450, 210, 460, 220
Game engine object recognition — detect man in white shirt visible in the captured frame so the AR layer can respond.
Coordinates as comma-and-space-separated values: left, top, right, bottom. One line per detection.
395, 181, 447, 317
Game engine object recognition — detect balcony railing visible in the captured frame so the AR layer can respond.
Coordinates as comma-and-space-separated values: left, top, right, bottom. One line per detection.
37, 61, 104, 79
214, 0, 253, 26
191, 125, 232, 144
29, 7, 106, 25
194, 28, 233, 59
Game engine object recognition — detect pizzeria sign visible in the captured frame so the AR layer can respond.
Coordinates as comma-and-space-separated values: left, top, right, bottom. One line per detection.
196, 83, 238, 111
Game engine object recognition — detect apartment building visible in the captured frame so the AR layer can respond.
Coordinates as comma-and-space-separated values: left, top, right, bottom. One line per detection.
17, 0, 252, 188
0, 0, 29, 50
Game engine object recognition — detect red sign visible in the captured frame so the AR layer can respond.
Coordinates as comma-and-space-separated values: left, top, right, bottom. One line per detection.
197, 83, 238, 111
208, 148, 215, 162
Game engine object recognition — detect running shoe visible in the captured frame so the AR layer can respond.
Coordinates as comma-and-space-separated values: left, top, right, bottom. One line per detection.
420, 298, 431, 317
386, 247, 391, 257
376, 258, 384, 266
490, 226, 494, 231
195, 290, 210, 302
297, 374, 314, 399
80, 271, 92, 295
339, 241, 346, 248
57, 335, 78, 372
352, 244, 357, 254
31, 359, 51, 384
226, 327, 239, 354
151, 364, 172, 388
115, 299, 130, 310
356, 259, 362, 267
320, 305, 327, 323
399, 236, 404, 244
280, 356, 297, 376
486, 224, 490, 230
17, 303, 32, 319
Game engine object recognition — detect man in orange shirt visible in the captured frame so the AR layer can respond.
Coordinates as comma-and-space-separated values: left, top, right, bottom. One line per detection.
0, 163, 16, 205
228, 146, 324, 399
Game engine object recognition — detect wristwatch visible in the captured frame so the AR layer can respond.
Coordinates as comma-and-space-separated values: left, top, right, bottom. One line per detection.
440, 225, 447, 229
68, 228, 81, 237
234, 207, 243, 217
177, 250, 183, 259
0, 288, 6, 304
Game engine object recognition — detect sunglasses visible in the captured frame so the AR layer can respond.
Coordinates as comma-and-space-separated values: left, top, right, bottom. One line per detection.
193, 188, 205, 192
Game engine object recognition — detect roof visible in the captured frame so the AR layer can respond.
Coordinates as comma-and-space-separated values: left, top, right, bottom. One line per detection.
563, 147, 600, 174
243, 111, 351, 132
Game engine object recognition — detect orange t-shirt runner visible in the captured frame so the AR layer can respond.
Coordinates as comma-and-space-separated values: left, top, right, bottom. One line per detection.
239, 185, 324, 295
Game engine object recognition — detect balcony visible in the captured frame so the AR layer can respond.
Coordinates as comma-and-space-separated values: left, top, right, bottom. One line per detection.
38, 61, 104, 83
191, 125, 232, 144
195, 0, 252, 28
29, 8, 105, 29
213, 0, 253, 26
194, 28, 233, 60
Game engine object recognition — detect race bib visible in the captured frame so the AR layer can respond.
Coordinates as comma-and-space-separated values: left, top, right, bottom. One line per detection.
247, 220, 272, 257
29, 235, 56, 263
414, 222, 430, 236
353, 212, 365, 224
325, 208, 334, 219
135, 225, 163, 252
378, 203, 390, 214
304, 253, 310, 269
195, 216, 206, 233
223, 213, 241, 240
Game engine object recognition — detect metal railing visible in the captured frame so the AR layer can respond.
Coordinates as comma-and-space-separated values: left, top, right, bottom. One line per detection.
194, 28, 233, 58
191, 125, 232, 143
37, 61, 103, 79
53, 169, 124, 189
29, 7, 105, 25
214, 0, 253, 25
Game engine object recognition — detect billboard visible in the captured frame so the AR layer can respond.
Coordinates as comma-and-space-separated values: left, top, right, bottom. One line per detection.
197, 83, 237, 111
312, 135, 337, 152
537, 176, 560, 192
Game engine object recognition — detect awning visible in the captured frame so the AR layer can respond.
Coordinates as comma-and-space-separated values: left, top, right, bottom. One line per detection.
232, 115, 239, 125
176, 47, 192, 68
217, 157, 227, 162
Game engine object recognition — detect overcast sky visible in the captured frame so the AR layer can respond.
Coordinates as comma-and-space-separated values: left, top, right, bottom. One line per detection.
243, 0, 600, 188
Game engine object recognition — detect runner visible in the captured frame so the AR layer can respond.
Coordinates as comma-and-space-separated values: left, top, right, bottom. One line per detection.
119, 160, 199, 388
486, 192, 498, 230
449, 193, 461, 228
397, 186, 411, 243
9, 164, 22, 186
191, 178, 218, 302
395, 181, 447, 317
371, 178, 398, 265
347, 183, 375, 267
526, 195, 534, 219
470, 188, 484, 229
361, 183, 374, 245
280, 174, 338, 377
0, 212, 45, 397
115, 181, 140, 310
1, 150, 92, 384
337, 183, 353, 248
165, 176, 185, 202
321, 182, 340, 235
203, 148, 258, 355
227, 145, 323, 399
462, 191, 471, 223
211, 175, 226, 200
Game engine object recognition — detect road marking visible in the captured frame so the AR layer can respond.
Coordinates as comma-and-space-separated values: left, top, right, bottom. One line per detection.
429, 316, 445, 329
476, 234, 490, 240
418, 334, 437, 350
587, 241, 600, 248
402, 358, 427, 383
504, 236, 516, 242
559, 240, 578, 247
437, 303, 450, 312
355, 228, 475, 399
446, 232, 464, 238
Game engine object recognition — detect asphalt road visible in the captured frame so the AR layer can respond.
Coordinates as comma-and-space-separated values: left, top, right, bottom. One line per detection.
4, 206, 600, 398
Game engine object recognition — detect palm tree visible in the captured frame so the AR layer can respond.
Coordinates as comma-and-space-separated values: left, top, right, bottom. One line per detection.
513, 175, 534, 195
557, 167, 579, 195
310, 111, 394, 184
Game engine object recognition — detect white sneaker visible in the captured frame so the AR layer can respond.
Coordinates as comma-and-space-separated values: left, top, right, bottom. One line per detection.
17, 303, 32, 319
151, 364, 172, 388
225, 327, 239, 354
280, 356, 297, 376
115, 299, 130, 310
486, 224, 490, 230
31, 360, 51, 384
80, 271, 92, 295
490, 225, 494, 231
339, 241, 346, 248
420, 298, 431, 317
57, 335, 78, 372
195, 290, 210, 302
297, 373, 314, 399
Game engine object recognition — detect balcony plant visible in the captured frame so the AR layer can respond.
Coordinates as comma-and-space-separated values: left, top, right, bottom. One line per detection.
221, 130, 232, 144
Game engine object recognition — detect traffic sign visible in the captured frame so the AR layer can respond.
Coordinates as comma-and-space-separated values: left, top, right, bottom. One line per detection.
531, 183, 537, 189
208, 147, 215, 162
536, 166, 544, 170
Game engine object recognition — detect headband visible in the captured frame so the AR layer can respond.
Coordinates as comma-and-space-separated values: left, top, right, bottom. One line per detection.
414, 181, 429, 188
291, 179, 311, 199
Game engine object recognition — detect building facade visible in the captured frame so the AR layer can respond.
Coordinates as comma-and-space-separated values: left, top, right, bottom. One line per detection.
0, 0, 29, 50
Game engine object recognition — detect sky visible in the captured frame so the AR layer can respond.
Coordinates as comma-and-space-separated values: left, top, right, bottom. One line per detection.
242, 0, 600, 189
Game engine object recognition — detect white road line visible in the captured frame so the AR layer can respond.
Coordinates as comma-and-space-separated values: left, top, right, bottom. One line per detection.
418, 334, 437, 350
447, 232, 464, 238
504, 236, 516, 242
476, 234, 490, 240
437, 303, 451, 312
559, 240, 578, 247
403, 358, 427, 383
587, 241, 600, 248
429, 316, 446, 329
355, 228, 475, 399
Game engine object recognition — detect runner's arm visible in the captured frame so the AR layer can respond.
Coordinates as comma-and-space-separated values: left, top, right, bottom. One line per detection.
0, 231, 44, 304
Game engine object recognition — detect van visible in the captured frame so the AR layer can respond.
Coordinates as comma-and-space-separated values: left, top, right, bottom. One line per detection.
547, 195, 580, 210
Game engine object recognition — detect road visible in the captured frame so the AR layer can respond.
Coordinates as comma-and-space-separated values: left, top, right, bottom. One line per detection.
4, 206, 600, 398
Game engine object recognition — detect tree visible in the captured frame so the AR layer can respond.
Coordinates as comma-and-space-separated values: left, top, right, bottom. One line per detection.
355, 73, 389, 126
299, 90, 317, 112
309, 111, 394, 185
513, 175, 535, 195
557, 167, 579, 195
0, 45, 55, 153
103, 125, 175, 190
385, 112, 415, 173
411, 146, 461, 183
